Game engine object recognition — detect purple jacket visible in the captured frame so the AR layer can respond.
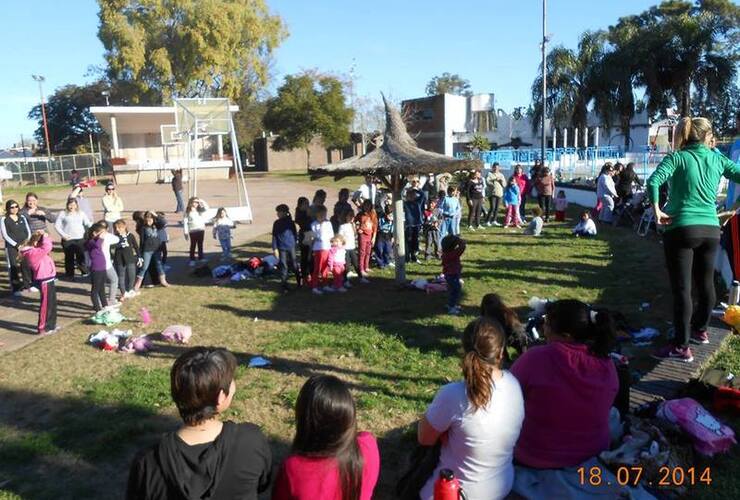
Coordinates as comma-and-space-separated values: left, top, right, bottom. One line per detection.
85, 237, 108, 272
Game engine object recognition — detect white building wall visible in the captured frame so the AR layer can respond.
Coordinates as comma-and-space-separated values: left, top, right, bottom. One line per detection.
443, 94, 468, 156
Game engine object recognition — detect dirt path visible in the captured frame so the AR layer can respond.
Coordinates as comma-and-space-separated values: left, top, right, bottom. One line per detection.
0, 174, 337, 353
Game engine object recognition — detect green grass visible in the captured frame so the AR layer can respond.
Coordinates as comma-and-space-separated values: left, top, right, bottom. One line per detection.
0, 206, 736, 498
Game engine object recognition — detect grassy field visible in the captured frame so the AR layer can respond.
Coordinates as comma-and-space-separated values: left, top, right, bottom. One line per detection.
0, 185, 737, 499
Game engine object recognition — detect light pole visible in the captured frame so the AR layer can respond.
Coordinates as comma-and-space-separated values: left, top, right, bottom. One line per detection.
541, 0, 547, 165
31, 74, 52, 158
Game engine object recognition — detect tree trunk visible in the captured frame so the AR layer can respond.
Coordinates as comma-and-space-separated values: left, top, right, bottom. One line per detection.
306, 148, 311, 170
680, 80, 691, 117
392, 173, 406, 283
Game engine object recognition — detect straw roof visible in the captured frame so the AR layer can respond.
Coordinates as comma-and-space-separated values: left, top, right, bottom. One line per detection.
309, 96, 482, 180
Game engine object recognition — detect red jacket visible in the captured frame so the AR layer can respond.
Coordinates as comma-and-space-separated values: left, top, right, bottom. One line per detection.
442, 241, 466, 276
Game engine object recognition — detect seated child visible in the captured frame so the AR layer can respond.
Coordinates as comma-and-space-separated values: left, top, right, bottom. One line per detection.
554, 190, 568, 221
480, 293, 529, 360
573, 211, 597, 237
327, 235, 347, 293
523, 207, 544, 236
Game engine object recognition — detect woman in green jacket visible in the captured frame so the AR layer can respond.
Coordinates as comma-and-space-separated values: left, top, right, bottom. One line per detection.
648, 117, 740, 362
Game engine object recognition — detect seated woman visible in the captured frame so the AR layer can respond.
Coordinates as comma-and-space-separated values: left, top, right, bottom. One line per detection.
417, 317, 524, 499
272, 374, 380, 500
510, 299, 622, 497
127, 347, 272, 500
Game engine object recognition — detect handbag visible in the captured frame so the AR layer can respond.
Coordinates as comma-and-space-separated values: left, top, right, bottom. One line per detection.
395, 442, 441, 500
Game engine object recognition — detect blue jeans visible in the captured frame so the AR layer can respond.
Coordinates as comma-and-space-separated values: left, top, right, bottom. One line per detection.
440, 217, 455, 240
137, 250, 164, 279
446, 274, 461, 309
174, 190, 185, 213
220, 238, 231, 258
376, 236, 393, 267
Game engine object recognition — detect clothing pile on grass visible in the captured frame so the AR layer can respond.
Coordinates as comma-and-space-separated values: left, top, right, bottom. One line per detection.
88, 323, 192, 354
405, 274, 448, 293
205, 255, 280, 284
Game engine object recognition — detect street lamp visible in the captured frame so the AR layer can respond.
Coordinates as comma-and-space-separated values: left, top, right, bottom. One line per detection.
101, 90, 110, 106
541, 0, 547, 165
31, 74, 52, 158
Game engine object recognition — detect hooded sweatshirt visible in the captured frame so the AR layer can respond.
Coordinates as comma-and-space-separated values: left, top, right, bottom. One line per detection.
20, 235, 56, 281
127, 421, 272, 500
510, 341, 618, 468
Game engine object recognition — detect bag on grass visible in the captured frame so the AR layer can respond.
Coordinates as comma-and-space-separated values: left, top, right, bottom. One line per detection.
656, 398, 736, 456
91, 310, 125, 326
161, 325, 192, 344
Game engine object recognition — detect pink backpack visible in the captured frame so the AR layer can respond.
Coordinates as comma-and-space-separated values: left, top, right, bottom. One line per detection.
657, 398, 736, 456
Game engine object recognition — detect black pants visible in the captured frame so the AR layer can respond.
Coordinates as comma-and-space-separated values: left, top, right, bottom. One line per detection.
468, 197, 483, 227
299, 242, 312, 282
62, 239, 88, 277
91, 270, 108, 311
405, 226, 420, 261
346, 248, 360, 276
663, 225, 720, 348
189, 230, 204, 261
519, 195, 528, 219
278, 248, 300, 287
159, 242, 168, 264
116, 262, 137, 293
486, 196, 502, 224
5, 246, 31, 292
424, 228, 440, 259
538, 195, 553, 221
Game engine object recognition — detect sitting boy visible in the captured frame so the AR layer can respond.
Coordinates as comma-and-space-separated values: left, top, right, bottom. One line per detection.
127, 347, 272, 499
573, 211, 598, 237
523, 206, 544, 236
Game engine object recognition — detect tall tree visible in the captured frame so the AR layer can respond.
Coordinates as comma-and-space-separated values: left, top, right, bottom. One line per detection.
425, 73, 473, 97
263, 73, 354, 168
692, 82, 740, 138
531, 31, 608, 133
609, 0, 739, 117
27, 81, 109, 155
97, 0, 286, 104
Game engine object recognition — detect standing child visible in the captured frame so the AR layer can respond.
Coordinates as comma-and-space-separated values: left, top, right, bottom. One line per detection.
554, 190, 568, 222
156, 212, 169, 268
503, 177, 522, 228
355, 200, 377, 283
441, 235, 466, 315
376, 206, 394, 269
272, 204, 299, 291
440, 186, 461, 239
573, 211, 598, 237
423, 199, 441, 260
113, 219, 140, 299
85, 223, 116, 311
183, 197, 210, 266
212, 207, 235, 260
20, 231, 58, 334
523, 207, 544, 236
338, 209, 359, 285
327, 235, 348, 293
310, 206, 334, 295
134, 211, 170, 290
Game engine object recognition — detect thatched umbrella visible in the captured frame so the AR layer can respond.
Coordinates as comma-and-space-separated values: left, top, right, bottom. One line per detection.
309, 96, 482, 282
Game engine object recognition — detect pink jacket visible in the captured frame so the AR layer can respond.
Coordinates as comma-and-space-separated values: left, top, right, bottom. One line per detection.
20, 236, 56, 281
327, 246, 346, 269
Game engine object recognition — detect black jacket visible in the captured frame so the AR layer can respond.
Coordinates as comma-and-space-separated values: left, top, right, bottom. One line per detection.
114, 233, 140, 266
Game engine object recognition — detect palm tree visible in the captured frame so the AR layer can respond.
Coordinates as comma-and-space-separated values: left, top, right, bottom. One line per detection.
531, 31, 608, 136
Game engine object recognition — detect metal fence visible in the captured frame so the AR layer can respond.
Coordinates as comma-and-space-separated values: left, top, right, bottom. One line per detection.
0, 153, 103, 185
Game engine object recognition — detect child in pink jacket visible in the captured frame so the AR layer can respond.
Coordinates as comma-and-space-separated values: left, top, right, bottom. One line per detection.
327, 235, 348, 293
20, 231, 58, 334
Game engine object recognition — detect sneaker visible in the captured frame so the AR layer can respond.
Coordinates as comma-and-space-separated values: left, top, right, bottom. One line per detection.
188, 260, 196, 267
388, 262, 396, 268
336, 287, 348, 293
28, 286, 39, 293
448, 306, 461, 316
347, 271, 358, 278
311, 288, 324, 295
39, 327, 60, 336
652, 345, 694, 363
690, 330, 710, 345
493, 221, 501, 227
486, 221, 493, 227
13, 291, 22, 297
360, 277, 370, 284
468, 226, 476, 232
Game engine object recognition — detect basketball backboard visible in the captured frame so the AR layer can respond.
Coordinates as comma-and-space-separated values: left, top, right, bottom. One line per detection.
174, 98, 231, 136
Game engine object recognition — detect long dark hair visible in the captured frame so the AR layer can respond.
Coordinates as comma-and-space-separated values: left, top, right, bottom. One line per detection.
545, 299, 615, 357
480, 293, 527, 353
293, 375, 363, 500
462, 317, 506, 412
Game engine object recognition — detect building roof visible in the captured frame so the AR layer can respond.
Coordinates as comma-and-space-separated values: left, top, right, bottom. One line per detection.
90, 105, 239, 135
309, 97, 481, 180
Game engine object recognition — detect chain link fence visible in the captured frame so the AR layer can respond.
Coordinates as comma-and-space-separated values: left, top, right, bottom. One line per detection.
0, 153, 105, 185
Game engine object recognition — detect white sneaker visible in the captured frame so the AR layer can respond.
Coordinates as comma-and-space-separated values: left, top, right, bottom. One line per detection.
28, 286, 39, 293
388, 262, 396, 268
347, 271, 358, 278
468, 225, 476, 232
188, 260, 196, 267
311, 288, 323, 295
493, 221, 501, 226
486, 222, 492, 227
336, 287, 348, 293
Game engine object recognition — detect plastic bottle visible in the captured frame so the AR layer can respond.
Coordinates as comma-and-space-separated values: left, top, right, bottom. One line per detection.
139, 307, 152, 325
730, 281, 740, 306
434, 469, 464, 500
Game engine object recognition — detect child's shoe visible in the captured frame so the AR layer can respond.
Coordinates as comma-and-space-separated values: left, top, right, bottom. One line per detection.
311, 288, 324, 295
188, 260, 196, 267
360, 277, 370, 284
323, 286, 336, 293
651, 345, 694, 362
336, 287, 348, 293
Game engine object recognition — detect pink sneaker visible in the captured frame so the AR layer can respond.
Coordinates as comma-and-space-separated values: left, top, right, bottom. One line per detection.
652, 345, 694, 362
690, 330, 709, 345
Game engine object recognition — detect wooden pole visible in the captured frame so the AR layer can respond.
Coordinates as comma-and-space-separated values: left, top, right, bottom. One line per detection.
392, 173, 406, 283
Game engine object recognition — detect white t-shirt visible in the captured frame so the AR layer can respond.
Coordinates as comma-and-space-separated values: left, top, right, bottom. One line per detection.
420, 371, 524, 500
311, 220, 334, 251
102, 232, 119, 270
338, 222, 357, 250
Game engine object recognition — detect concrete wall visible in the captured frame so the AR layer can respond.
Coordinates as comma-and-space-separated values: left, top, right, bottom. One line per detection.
253, 137, 344, 172
402, 95, 447, 154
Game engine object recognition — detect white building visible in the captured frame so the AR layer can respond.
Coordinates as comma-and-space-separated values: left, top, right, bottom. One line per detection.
90, 105, 238, 184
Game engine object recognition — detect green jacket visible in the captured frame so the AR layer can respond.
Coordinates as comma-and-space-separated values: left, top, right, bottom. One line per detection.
646, 143, 740, 230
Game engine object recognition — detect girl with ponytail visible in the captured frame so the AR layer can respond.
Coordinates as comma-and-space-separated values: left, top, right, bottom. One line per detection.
509, 299, 619, 496
647, 116, 740, 362
417, 317, 524, 499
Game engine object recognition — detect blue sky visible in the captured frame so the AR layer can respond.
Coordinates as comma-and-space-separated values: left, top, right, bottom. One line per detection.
0, 0, 660, 148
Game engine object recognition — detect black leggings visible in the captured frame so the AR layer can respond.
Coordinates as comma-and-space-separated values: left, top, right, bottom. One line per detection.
538, 195, 553, 221
663, 225, 720, 347
468, 197, 483, 227
189, 230, 204, 260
